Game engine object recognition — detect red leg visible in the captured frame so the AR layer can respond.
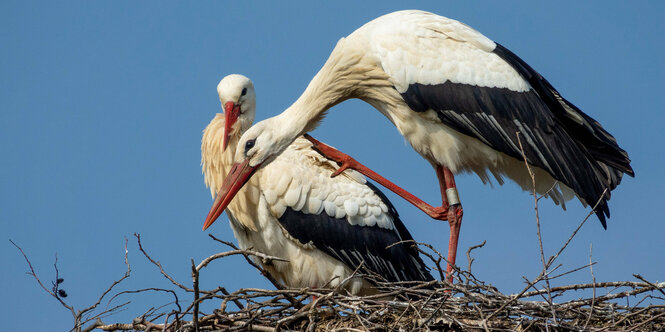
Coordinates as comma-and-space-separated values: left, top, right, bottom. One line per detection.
304, 134, 465, 282
304, 134, 449, 220
436, 166, 463, 283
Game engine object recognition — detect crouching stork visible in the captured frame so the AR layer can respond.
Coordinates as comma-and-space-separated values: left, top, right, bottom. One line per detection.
202, 74, 433, 295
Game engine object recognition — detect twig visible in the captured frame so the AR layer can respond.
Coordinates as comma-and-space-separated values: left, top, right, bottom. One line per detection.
195, 248, 288, 271
10, 239, 75, 314
519, 281, 663, 298
634, 274, 665, 298
108, 288, 181, 313
516, 132, 556, 321
466, 240, 486, 275
584, 244, 596, 329
546, 188, 608, 269
135, 233, 192, 292
191, 259, 200, 332
208, 234, 290, 292
548, 262, 596, 280
11, 238, 132, 332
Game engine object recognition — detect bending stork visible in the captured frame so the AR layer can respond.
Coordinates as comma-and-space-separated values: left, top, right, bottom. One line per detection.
205, 11, 634, 281
202, 74, 433, 294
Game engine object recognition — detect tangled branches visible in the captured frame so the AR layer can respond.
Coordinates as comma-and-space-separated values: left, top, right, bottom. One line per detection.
12, 232, 665, 331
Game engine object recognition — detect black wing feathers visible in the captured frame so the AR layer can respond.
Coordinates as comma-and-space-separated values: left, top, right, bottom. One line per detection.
493, 43, 634, 177
400, 43, 634, 227
278, 182, 433, 283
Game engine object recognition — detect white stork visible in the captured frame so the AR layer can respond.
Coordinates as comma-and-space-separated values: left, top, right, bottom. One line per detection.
202, 74, 433, 294
204, 11, 634, 281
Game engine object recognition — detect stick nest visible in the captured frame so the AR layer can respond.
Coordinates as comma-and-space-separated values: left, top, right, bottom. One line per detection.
127, 275, 665, 331
13, 233, 665, 332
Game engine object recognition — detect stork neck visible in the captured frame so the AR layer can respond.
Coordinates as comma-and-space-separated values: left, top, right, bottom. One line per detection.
281, 97, 333, 138
201, 114, 244, 198
278, 37, 393, 139
279, 39, 372, 137
282, 76, 346, 137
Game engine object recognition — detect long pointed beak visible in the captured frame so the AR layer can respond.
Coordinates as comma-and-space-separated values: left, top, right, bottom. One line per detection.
223, 101, 241, 151
202, 158, 261, 230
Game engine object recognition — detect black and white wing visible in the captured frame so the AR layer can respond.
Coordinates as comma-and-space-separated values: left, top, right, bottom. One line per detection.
368, 10, 634, 226
258, 137, 433, 282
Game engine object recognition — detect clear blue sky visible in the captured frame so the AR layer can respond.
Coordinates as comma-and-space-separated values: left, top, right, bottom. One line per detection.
2, 1, 663, 330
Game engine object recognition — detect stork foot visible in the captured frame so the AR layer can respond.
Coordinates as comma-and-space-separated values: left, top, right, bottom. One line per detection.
304, 134, 364, 178
427, 205, 450, 221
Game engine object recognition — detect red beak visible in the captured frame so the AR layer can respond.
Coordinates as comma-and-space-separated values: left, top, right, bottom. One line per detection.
223, 101, 241, 151
202, 158, 261, 230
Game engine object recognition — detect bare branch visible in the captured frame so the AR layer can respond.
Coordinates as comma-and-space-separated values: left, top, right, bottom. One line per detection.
135, 233, 192, 292
516, 132, 555, 321
584, 243, 596, 329
108, 288, 181, 313
546, 188, 609, 269
10, 239, 76, 316
191, 259, 200, 332
466, 240, 486, 274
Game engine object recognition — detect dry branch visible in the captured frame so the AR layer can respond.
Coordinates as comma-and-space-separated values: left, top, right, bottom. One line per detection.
10, 238, 131, 332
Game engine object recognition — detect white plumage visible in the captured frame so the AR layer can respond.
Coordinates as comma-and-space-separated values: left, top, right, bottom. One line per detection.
257, 139, 393, 227
362, 12, 528, 92
205, 11, 633, 281
202, 74, 432, 294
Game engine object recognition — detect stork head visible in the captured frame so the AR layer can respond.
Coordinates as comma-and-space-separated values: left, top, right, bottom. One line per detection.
216, 74, 256, 151
203, 116, 296, 230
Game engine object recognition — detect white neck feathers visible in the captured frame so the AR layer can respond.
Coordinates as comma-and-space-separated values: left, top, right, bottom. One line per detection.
278, 37, 391, 137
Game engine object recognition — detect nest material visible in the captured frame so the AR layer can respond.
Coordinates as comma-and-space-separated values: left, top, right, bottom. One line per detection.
96, 276, 665, 331
92, 235, 664, 332
12, 233, 665, 332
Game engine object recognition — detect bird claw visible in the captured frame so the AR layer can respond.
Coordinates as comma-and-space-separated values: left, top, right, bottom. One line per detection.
304, 133, 356, 178
330, 164, 348, 178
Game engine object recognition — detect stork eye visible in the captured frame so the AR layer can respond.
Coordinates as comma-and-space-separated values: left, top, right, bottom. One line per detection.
244, 139, 256, 155
241, 88, 247, 96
